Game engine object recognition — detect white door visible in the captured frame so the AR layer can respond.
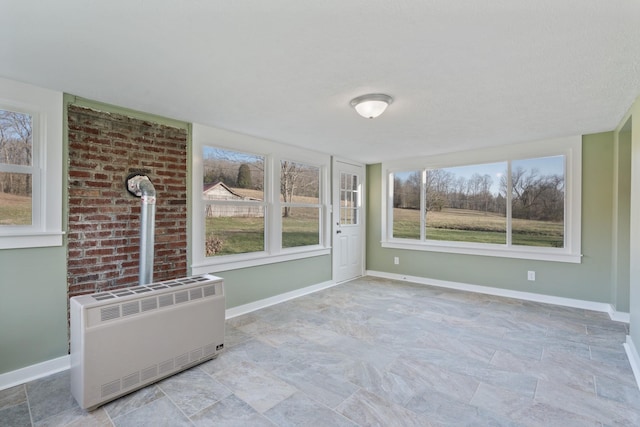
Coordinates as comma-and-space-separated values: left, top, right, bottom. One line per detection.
332, 159, 365, 283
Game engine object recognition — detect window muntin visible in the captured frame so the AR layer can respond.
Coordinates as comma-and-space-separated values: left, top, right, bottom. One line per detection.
280, 161, 321, 249
391, 158, 564, 248
193, 129, 329, 271
0, 109, 34, 226
202, 147, 266, 257
0, 79, 63, 249
382, 136, 581, 263
340, 172, 360, 226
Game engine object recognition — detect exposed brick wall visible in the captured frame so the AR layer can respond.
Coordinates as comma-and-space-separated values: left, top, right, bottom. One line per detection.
67, 105, 188, 298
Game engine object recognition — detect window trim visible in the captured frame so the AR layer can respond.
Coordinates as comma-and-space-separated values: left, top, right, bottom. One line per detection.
0, 78, 63, 249
279, 158, 323, 250
192, 124, 331, 274
381, 135, 582, 263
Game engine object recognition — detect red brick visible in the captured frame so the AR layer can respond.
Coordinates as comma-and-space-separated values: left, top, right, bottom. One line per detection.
67, 105, 187, 302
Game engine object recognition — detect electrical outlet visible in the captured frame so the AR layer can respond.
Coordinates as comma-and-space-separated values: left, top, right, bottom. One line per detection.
527, 271, 536, 281
394, 257, 399, 265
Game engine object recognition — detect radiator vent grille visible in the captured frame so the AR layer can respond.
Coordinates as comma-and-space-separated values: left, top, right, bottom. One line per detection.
122, 301, 140, 317
158, 294, 174, 308
88, 275, 222, 326
95, 343, 222, 398
141, 298, 157, 312
91, 275, 212, 301
101, 380, 120, 398
100, 306, 120, 322
122, 372, 140, 389
141, 366, 157, 382
175, 290, 189, 304
159, 359, 174, 375
97, 341, 222, 400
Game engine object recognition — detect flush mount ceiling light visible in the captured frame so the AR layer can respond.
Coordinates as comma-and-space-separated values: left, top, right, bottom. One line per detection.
350, 93, 393, 119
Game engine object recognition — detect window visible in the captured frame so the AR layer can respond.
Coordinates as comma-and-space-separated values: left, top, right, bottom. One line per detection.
0, 109, 34, 226
281, 160, 321, 248
0, 78, 63, 249
192, 124, 330, 273
202, 147, 266, 256
339, 172, 360, 226
382, 136, 581, 263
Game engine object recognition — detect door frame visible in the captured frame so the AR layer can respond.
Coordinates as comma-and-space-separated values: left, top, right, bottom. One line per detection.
332, 157, 366, 283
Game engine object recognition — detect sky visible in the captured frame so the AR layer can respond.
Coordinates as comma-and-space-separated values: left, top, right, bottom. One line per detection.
395, 155, 564, 195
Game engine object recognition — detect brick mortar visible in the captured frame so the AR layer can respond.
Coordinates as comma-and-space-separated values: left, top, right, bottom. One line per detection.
67, 105, 188, 297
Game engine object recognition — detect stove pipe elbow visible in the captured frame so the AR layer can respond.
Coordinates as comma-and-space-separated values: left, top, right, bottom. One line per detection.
126, 174, 156, 285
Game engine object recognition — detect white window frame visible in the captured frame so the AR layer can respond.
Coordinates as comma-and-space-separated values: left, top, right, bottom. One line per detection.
381, 135, 582, 263
0, 78, 63, 249
192, 124, 331, 274
279, 158, 323, 250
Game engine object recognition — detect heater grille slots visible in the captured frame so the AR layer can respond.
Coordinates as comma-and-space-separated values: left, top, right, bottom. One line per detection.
100, 306, 120, 322
70, 274, 225, 410
93, 281, 222, 326
141, 298, 157, 312
122, 301, 140, 317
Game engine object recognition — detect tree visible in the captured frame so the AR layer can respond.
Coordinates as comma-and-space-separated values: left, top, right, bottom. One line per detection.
511, 167, 564, 221
281, 161, 303, 217
425, 169, 452, 213
394, 172, 420, 209
0, 110, 32, 196
237, 163, 252, 188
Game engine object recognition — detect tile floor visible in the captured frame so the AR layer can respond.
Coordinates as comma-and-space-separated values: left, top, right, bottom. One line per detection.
1, 276, 639, 426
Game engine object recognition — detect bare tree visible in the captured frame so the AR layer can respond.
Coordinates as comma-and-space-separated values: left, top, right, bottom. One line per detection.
0, 110, 32, 195
511, 167, 564, 220
281, 161, 318, 217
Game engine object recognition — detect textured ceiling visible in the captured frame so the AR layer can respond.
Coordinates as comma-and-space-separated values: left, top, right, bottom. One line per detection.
2, 1, 640, 163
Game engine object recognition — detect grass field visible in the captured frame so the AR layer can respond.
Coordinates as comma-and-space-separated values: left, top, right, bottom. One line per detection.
393, 207, 563, 247
0, 192, 31, 225
205, 190, 319, 256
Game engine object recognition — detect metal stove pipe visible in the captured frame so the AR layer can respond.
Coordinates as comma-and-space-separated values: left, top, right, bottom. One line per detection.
126, 174, 156, 285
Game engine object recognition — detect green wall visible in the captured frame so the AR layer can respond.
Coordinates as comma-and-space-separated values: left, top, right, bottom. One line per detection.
629, 98, 640, 349
613, 126, 632, 312
0, 95, 333, 377
367, 132, 623, 306
0, 247, 68, 373
1, 93, 634, 379
212, 256, 332, 309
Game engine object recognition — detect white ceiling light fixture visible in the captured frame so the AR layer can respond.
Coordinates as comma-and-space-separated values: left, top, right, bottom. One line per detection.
350, 93, 393, 119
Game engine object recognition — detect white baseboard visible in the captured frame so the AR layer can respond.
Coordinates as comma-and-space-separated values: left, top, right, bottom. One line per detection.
624, 336, 640, 390
608, 308, 631, 323
1, 273, 629, 392
366, 270, 630, 322
0, 355, 69, 392
0, 280, 338, 392
225, 280, 337, 319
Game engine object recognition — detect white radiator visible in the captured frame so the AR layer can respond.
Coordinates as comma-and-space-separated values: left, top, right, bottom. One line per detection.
70, 274, 225, 410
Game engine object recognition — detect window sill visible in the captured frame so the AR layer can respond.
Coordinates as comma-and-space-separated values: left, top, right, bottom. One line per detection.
191, 247, 331, 274
381, 240, 582, 264
0, 232, 64, 250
